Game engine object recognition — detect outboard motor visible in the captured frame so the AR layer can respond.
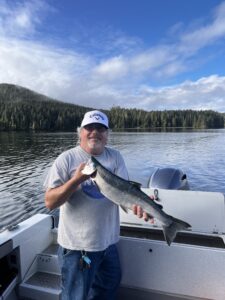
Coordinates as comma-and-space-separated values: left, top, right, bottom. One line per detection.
148, 167, 189, 190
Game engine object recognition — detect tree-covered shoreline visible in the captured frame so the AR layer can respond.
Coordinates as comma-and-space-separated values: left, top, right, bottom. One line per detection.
0, 83, 224, 131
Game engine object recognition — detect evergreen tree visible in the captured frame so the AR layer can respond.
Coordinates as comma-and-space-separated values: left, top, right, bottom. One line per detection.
0, 83, 224, 131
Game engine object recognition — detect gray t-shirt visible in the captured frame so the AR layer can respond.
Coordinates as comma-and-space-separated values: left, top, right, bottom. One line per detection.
44, 145, 128, 251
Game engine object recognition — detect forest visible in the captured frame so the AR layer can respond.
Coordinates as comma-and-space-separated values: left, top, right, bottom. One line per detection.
0, 83, 224, 131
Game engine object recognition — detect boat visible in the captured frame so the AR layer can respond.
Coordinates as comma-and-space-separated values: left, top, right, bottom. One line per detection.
1, 168, 225, 300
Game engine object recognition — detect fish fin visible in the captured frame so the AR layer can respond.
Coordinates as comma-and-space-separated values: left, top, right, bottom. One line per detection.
162, 217, 191, 246
153, 200, 163, 210
120, 205, 129, 213
129, 181, 142, 189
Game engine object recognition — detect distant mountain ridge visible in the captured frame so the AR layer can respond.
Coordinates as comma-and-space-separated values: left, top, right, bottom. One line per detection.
0, 83, 93, 130
0, 83, 72, 104
0, 83, 224, 130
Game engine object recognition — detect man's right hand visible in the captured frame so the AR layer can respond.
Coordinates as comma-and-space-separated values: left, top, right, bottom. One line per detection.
45, 162, 90, 210
73, 163, 90, 184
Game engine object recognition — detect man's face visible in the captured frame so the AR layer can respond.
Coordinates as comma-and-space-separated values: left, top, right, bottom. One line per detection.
80, 123, 108, 155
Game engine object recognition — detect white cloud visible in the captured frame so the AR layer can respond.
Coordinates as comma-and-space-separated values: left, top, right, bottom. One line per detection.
94, 56, 128, 80
0, 0, 48, 38
178, 2, 225, 55
93, 2, 225, 81
136, 75, 225, 111
0, 1, 225, 112
0, 37, 93, 101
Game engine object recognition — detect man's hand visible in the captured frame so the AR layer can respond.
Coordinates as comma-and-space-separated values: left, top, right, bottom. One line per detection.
132, 196, 155, 223
45, 162, 90, 210
73, 163, 90, 184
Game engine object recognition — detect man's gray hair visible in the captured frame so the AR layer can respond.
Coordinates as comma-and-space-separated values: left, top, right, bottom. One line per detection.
76, 127, 81, 145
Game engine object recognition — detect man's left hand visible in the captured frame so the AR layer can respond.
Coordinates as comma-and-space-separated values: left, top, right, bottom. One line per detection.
132, 204, 154, 223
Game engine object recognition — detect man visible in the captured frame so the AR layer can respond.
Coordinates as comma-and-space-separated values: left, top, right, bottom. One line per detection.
44, 110, 150, 300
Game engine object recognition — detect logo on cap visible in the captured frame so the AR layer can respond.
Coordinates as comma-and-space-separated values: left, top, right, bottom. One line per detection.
81, 110, 109, 128
89, 113, 105, 121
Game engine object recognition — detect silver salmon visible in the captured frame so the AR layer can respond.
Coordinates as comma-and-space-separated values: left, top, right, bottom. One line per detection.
82, 156, 191, 246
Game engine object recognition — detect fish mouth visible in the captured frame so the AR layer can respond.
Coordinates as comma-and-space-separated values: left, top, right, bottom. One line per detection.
90, 170, 97, 178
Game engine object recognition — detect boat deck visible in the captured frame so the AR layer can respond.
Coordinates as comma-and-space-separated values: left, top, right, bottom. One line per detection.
1, 188, 225, 300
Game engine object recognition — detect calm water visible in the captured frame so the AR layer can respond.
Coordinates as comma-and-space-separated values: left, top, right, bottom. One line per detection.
1, 129, 225, 231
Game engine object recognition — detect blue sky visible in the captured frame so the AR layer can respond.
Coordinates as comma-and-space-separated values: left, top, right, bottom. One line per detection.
1, 0, 225, 112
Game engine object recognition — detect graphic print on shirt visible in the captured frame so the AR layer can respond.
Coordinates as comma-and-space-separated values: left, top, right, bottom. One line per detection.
81, 179, 104, 199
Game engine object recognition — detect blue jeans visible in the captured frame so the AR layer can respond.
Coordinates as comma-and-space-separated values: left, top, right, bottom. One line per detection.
58, 244, 121, 300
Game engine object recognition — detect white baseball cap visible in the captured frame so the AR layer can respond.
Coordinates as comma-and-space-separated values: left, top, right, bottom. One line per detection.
81, 110, 109, 128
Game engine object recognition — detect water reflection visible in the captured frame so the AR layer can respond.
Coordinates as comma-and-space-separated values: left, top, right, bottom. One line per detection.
0, 131, 78, 230
1, 129, 225, 231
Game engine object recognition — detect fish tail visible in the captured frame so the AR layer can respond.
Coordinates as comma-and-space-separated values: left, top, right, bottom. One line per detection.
162, 217, 191, 246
